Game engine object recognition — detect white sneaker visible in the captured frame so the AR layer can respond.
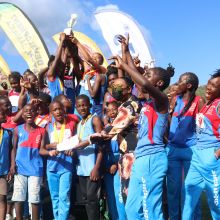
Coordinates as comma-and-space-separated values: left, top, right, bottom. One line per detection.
5, 214, 13, 220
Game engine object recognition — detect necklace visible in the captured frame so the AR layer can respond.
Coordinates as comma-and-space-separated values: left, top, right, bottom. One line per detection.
53, 120, 66, 143
78, 114, 92, 141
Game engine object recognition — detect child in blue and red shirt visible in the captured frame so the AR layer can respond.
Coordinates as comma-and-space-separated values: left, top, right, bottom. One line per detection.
40, 101, 78, 220
11, 104, 45, 220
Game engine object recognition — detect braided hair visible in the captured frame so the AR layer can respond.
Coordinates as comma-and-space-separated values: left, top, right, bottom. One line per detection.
153, 63, 175, 91
178, 72, 199, 118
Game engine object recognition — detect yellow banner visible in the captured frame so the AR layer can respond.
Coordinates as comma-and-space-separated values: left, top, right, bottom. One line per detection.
0, 54, 10, 76
53, 31, 108, 67
0, 3, 49, 74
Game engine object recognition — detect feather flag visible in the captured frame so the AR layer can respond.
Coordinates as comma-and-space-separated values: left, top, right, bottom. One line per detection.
0, 2, 49, 74
94, 9, 154, 67
0, 54, 10, 76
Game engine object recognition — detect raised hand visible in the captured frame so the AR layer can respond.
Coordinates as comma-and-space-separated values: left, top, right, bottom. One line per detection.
20, 78, 31, 90
133, 55, 141, 67
109, 55, 124, 69
60, 32, 66, 42
117, 34, 129, 53
30, 98, 40, 107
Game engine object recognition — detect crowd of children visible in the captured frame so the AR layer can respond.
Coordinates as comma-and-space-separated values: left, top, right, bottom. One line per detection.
0, 31, 220, 220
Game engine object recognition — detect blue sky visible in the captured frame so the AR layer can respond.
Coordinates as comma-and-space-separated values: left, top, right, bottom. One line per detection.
1, 0, 220, 85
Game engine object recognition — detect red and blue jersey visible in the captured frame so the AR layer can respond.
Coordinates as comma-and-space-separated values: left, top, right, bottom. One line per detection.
135, 99, 168, 157
15, 124, 45, 177
46, 75, 64, 100
196, 98, 220, 149
47, 115, 78, 172
0, 129, 11, 175
2, 113, 17, 131
169, 96, 201, 148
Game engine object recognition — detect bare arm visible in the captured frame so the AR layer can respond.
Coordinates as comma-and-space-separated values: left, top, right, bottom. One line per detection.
118, 35, 137, 72
10, 128, 18, 175
47, 33, 66, 81
38, 67, 49, 91
12, 109, 24, 124
39, 130, 50, 156
39, 130, 59, 157
112, 56, 168, 113
74, 38, 106, 73
90, 115, 103, 181
18, 86, 27, 110
87, 74, 102, 98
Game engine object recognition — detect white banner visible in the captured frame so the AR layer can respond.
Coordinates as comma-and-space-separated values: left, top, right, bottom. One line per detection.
94, 9, 154, 67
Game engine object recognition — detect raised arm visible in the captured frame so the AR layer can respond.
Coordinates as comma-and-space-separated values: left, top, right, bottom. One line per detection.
73, 37, 106, 73
47, 33, 66, 81
86, 73, 102, 98
111, 56, 168, 112
38, 67, 49, 91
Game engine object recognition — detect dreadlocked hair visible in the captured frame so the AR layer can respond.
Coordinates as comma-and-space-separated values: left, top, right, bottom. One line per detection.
178, 72, 199, 118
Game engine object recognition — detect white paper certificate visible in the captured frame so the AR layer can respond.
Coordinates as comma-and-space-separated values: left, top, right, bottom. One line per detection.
57, 135, 79, 151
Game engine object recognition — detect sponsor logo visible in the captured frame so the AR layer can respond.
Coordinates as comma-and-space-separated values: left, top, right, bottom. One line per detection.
142, 177, 149, 220
212, 170, 219, 206
189, 102, 196, 112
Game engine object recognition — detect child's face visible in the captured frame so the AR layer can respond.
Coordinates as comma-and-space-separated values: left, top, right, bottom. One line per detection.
76, 98, 90, 118
205, 77, 220, 102
26, 74, 39, 91
50, 102, 65, 123
144, 69, 160, 87
106, 103, 118, 120
177, 75, 188, 94
108, 74, 117, 87
9, 77, 20, 92
0, 110, 7, 124
0, 98, 12, 115
92, 53, 103, 65
22, 105, 37, 124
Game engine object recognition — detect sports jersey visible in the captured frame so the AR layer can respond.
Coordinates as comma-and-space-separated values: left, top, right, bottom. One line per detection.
169, 96, 200, 147
76, 115, 97, 176
47, 115, 78, 172
15, 124, 45, 176
0, 129, 11, 175
135, 99, 168, 157
46, 75, 64, 100
196, 98, 220, 149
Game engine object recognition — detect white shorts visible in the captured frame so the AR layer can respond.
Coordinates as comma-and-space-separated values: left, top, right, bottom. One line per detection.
12, 174, 42, 204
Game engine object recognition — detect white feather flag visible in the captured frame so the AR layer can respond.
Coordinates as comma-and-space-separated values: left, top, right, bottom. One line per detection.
94, 9, 154, 67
